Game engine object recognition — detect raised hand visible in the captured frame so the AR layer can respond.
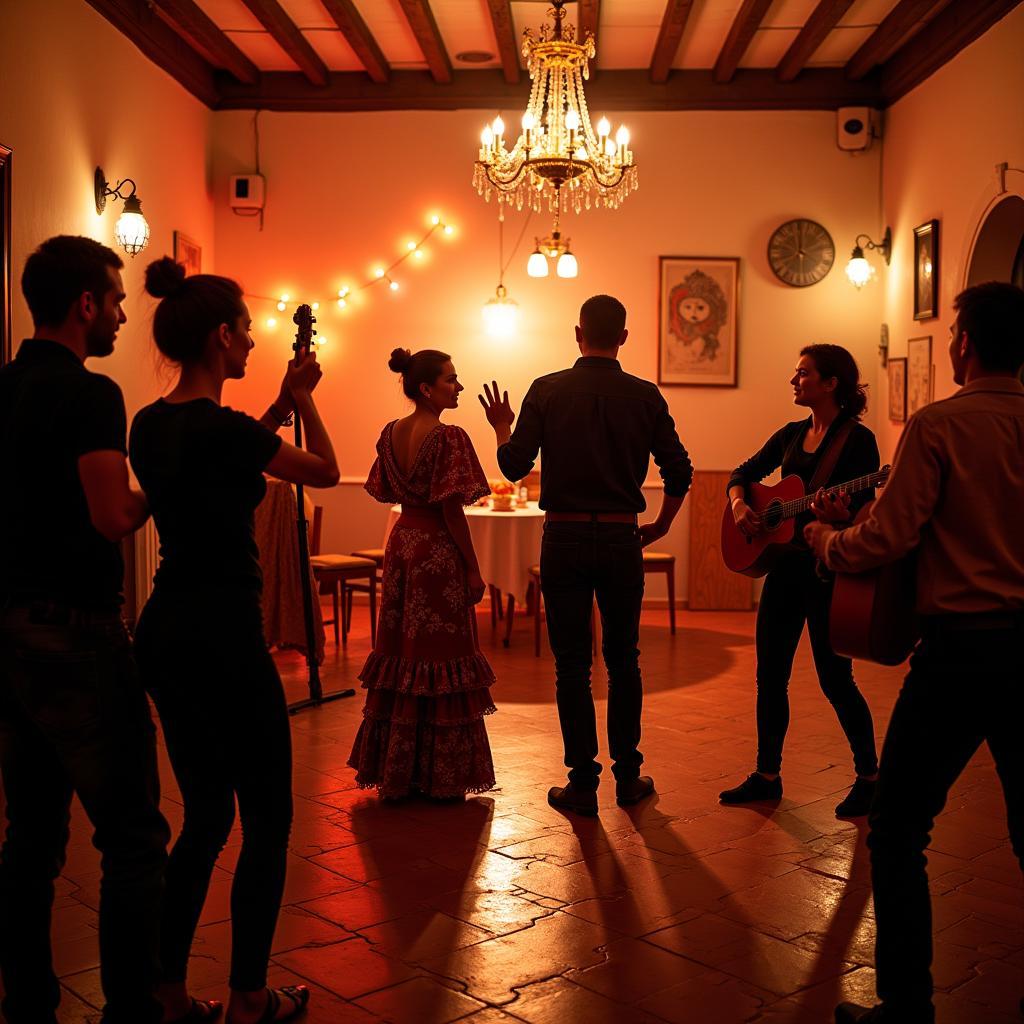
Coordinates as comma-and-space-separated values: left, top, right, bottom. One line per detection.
284, 349, 323, 400
478, 381, 515, 431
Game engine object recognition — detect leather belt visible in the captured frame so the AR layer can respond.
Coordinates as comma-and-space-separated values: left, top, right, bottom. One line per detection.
545, 512, 638, 524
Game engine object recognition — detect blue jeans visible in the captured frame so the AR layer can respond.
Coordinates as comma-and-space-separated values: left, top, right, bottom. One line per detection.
0, 606, 168, 1024
540, 521, 645, 789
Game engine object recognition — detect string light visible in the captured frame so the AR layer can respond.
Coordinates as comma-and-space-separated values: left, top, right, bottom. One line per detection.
246, 213, 457, 340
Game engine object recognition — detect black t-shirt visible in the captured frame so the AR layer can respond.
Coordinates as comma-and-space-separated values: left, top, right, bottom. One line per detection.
728, 415, 880, 550
0, 339, 127, 610
129, 398, 283, 593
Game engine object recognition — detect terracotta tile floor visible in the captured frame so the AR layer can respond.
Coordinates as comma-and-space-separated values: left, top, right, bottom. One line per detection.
4, 605, 1022, 1023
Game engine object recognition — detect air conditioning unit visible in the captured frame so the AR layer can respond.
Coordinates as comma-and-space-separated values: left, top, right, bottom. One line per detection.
229, 173, 265, 211
837, 108, 880, 152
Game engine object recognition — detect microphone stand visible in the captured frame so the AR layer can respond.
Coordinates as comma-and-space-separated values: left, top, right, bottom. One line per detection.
286, 303, 355, 714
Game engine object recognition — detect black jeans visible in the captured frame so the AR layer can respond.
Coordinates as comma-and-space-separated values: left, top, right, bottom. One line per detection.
134, 587, 293, 993
869, 619, 1023, 1017
540, 521, 645, 789
0, 607, 168, 1024
754, 553, 878, 776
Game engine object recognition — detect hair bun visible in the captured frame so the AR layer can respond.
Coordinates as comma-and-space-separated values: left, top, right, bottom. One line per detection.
388, 347, 412, 374
145, 256, 187, 299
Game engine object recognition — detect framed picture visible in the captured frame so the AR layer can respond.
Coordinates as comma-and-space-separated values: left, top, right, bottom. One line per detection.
173, 231, 201, 277
907, 336, 932, 417
913, 219, 938, 320
659, 256, 739, 386
887, 357, 907, 422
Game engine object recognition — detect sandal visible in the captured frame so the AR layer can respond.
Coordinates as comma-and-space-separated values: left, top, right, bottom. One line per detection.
166, 998, 223, 1023
250, 986, 310, 1024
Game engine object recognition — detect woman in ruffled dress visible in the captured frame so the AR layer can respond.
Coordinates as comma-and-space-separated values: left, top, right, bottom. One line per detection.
348, 347, 496, 799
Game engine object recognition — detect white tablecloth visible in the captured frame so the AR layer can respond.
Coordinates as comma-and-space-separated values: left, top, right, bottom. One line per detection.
384, 502, 545, 604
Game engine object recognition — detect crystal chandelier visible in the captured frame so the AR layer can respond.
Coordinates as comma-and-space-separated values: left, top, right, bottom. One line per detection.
473, 0, 637, 217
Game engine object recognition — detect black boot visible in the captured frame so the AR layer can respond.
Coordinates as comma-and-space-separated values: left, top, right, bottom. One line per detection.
835, 777, 877, 818
719, 772, 782, 805
548, 782, 598, 816
616, 776, 655, 807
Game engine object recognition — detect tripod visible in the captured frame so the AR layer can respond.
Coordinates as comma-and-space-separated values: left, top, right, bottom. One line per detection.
286, 304, 355, 714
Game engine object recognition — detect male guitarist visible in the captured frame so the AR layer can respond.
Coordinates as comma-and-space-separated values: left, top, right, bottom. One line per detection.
805, 282, 1024, 1024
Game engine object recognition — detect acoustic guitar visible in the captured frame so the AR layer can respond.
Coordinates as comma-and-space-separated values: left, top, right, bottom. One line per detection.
829, 501, 919, 666
721, 466, 890, 577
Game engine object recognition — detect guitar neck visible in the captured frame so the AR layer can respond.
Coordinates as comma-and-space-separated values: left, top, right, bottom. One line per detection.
781, 469, 888, 520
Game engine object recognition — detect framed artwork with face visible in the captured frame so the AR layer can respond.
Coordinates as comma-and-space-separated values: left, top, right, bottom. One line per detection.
913, 219, 938, 320
659, 256, 740, 386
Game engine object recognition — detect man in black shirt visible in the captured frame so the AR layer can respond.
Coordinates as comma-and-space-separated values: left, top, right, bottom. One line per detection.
0, 236, 169, 1024
481, 294, 692, 815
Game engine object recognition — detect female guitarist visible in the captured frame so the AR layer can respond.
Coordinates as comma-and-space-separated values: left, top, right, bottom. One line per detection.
719, 344, 881, 817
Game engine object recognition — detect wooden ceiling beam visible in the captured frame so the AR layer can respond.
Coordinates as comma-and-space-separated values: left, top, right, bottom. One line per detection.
777, 0, 855, 82
320, 0, 389, 83
216, 67, 881, 112
239, 0, 328, 87
846, 0, 948, 81
485, 0, 520, 85
83, 0, 218, 105
881, 0, 1023, 102
650, 0, 695, 83
396, 0, 452, 84
151, 0, 258, 85
713, 0, 774, 84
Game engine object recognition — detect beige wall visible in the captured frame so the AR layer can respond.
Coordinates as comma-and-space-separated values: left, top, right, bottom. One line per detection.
0, 0, 214, 418
6, 0, 1020, 604
876, 4, 1024, 459
210, 107, 885, 595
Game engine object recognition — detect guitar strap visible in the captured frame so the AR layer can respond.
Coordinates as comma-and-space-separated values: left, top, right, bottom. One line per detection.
807, 418, 855, 495
805, 417, 855, 579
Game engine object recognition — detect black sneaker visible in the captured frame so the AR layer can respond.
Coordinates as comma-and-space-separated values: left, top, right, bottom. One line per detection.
548, 782, 598, 817
719, 772, 782, 805
616, 776, 655, 806
835, 778, 876, 818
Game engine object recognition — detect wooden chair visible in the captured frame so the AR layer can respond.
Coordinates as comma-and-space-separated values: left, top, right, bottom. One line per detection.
643, 551, 676, 634
309, 507, 377, 648
345, 547, 385, 625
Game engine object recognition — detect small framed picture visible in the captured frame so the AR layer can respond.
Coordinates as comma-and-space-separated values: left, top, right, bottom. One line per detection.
658, 256, 740, 387
887, 357, 907, 422
907, 336, 932, 417
173, 231, 201, 276
913, 220, 938, 320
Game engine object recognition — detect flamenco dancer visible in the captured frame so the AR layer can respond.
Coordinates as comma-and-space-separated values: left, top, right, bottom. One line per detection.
348, 348, 496, 799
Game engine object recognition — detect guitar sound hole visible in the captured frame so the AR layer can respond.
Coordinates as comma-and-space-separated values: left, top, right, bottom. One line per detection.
762, 500, 784, 531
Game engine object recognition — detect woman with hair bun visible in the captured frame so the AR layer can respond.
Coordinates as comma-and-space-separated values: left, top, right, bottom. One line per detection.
719, 343, 881, 819
129, 257, 338, 1023
348, 347, 497, 800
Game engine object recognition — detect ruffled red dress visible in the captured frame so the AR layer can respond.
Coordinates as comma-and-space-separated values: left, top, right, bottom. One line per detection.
347, 421, 497, 798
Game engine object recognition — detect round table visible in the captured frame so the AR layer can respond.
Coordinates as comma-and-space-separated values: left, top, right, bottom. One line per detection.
384, 501, 545, 645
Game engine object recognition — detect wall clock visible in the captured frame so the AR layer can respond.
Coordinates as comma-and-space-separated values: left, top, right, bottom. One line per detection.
768, 218, 835, 287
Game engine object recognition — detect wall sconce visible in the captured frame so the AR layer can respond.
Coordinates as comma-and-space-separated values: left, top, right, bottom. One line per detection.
94, 166, 150, 257
845, 227, 891, 288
